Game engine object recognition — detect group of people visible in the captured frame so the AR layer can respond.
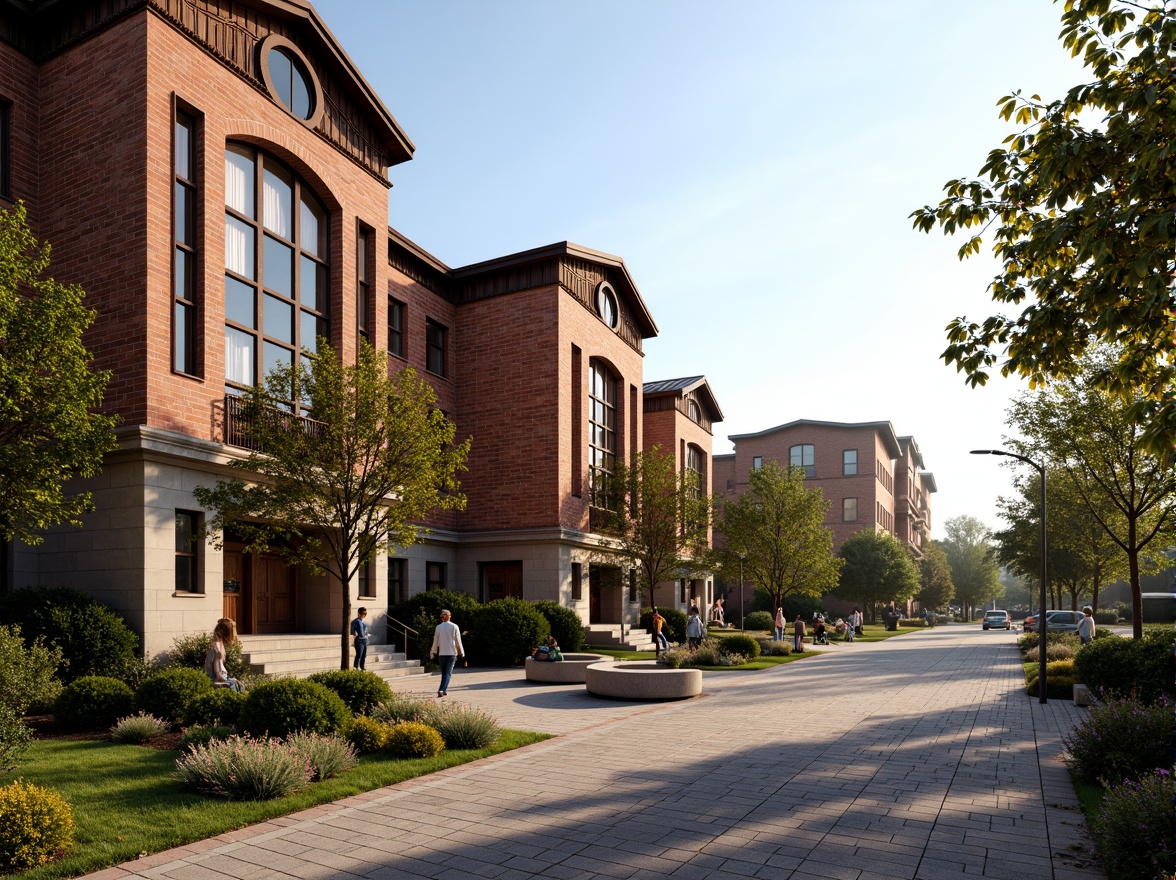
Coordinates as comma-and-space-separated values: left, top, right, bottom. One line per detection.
770, 607, 864, 651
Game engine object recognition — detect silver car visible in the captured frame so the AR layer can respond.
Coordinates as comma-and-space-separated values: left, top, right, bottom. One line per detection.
1046, 610, 1083, 633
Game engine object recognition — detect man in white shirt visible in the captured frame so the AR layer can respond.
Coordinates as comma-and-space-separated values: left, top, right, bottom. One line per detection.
1077, 606, 1096, 644
429, 609, 465, 697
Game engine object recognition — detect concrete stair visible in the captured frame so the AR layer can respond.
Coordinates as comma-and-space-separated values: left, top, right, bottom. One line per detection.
237, 634, 425, 682
583, 624, 655, 652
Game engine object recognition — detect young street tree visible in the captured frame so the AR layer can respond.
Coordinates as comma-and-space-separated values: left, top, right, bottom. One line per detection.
598, 446, 712, 609
195, 340, 471, 668
912, 1, 1176, 456
835, 530, 920, 623
917, 541, 955, 613
1004, 348, 1176, 638
712, 460, 842, 615
936, 515, 1002, 620
0, 203, 118, 590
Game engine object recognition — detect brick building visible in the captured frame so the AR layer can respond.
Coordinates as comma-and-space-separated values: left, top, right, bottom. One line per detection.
0, 0, 720, 660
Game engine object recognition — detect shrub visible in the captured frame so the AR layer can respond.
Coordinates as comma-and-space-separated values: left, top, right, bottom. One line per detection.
284, 731, 357, 781
0, 625, 63, 715
53, 676, 134, 729
639, 607, 687, 644
657, 649, 685, 668
755, 637, 790, 657
720, 633, 761, 659
175, 735, 312, 800
428, 702, 501, 750
680, 640, 745, 667
109, 712, 171, 744
134, 667, 212, 726
1017, 630, 1081, 657
742, 610, 774, 632
372, 695, 438, 726
467, 597, 550, 666
1026, 675, 1076, 699
0, 705, 32, 775
166, 633, 250, 680
533, 601, 585, 651
1044, 642, 1075, 662
1063, 696, 1173, 783
347, 716, 390, 754
307, 669, 392, 716
0, 780, 73, 870
183, 688, 246, 728
897, 618, 927, 627
1114, 601, 1132, 622
1089, 770, 1176, 880
1074, 632, 1173, 703
384, 721, 444, 759
179, 724, 234, 753
238, 679, 351, 739
0, 587, 139, 683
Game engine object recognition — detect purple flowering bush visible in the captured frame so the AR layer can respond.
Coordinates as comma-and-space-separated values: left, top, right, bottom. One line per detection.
1063, 696, 1173, 783
1089, 770, 1175, 880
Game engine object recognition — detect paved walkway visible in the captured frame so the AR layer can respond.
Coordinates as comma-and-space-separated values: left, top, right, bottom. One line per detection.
86, 627, 1104, 880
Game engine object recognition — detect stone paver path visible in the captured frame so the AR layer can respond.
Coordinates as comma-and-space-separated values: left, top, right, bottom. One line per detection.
86, 627, 1103, 880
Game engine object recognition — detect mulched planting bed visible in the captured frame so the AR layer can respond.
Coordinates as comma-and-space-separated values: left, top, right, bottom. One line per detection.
24, 714, 183, 750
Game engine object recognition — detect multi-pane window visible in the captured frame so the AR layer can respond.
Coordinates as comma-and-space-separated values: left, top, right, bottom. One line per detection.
685, 444, 706, 521
387, 557, 406, 606
267, 46, 314, 120
175, 511, 200, 592
790, 444, 815, 478
842, 497, 858, 522
425, 318, 447, 377
174, 110, 197, 375
357, 228, 371, 343
589, 360, 616, 508
843, 449, 858, 476
224, 144, 328, 407
388, 297, 404, 358
687, 399, 701, 423
357, 561, 373, 598
426, 561, 446, 591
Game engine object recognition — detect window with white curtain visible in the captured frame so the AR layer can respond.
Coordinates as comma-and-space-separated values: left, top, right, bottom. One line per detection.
224, 143, 328, 409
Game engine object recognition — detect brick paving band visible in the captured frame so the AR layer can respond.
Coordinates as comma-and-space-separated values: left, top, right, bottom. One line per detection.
85, 627, 1104, 880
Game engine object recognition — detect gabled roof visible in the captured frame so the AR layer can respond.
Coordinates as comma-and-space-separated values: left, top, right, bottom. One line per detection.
643, 376, 724, 423
730, 419, 902, 460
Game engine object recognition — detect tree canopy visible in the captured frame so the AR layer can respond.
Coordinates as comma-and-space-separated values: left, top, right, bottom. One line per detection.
195, 339, 470, 667
917, 541, 955, 612
0, 202, 118, 584
834, 529, 920, 622
936, 515, 1003, 620
712, 460, 842, 613
597, 445, 712, 606
912, 0, 1176, 456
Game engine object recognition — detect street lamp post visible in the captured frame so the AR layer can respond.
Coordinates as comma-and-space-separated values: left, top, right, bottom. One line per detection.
971, 449, 1048, 704
738, 552, 746, 632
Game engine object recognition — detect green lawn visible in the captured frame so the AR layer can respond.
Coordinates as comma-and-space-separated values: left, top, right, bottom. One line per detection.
13, 729, 549, 880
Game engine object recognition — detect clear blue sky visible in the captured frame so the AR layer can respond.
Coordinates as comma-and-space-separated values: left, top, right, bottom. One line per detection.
315, 0, 1088, 534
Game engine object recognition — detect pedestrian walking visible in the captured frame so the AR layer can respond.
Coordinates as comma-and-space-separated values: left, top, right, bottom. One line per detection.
1077, 605, 1096, 644
651, 607, 669, 655
686, 606, 705, 652
350, 606, 369, 670
774, 606, 785, 642
792, 615, 806, 653
429, 609, 465, 697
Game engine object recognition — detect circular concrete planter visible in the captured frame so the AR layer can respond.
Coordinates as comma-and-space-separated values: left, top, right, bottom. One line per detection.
524, 653, 608, 684
583, 660, 703, 700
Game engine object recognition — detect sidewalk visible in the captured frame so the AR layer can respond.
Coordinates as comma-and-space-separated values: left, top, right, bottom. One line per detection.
85, 626, 1103, 880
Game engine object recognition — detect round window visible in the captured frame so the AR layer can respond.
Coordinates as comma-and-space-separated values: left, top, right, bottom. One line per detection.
258, 36, 324, 127
595, 282, 618, 329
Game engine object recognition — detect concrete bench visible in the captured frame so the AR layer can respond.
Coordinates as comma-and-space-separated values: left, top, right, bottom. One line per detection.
1073, 683, 1094, 707
583, 660, 703, 700
525, 653, 608, 684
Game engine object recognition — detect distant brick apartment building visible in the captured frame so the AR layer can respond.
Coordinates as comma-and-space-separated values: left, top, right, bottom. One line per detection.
0, 0, 720, 658
712, 419, 936, 560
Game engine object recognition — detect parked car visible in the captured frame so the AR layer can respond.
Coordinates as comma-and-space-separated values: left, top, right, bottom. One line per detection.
1022, 610, 1084, 633
982, 610, 1011, 630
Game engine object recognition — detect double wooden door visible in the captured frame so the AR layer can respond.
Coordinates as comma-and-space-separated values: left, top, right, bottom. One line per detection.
223, 545, 296, 634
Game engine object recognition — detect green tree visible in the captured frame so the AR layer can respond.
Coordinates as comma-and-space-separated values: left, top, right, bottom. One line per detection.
1004, 347, 1176, 638
598, 446, 712, 607
917, 541, 955, 612
835, 530, 920, 622
936, 515, 1002, 620
0, 202, 118, 588
712, 460, 842, 613
195, 339, 471, 668
912, 1, 1176, 456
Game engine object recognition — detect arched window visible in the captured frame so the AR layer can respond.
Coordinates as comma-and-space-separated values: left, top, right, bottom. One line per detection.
224, 143, 328, 408
687, 398, 701, 423
589, 360, 616, 509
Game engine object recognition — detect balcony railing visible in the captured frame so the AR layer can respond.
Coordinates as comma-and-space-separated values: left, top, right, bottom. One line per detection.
224, 395, 326, 451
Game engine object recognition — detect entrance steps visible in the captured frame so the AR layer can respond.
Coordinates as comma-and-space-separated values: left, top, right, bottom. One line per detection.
584, 623, 654, 652
237, 634, 425, 682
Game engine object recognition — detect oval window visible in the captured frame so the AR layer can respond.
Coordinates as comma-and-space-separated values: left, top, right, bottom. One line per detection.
258, 36, 323, 127
595, 282, 618, 329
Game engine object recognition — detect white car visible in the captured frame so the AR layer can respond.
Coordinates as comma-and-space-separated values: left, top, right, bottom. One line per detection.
982, 610, 1011, 630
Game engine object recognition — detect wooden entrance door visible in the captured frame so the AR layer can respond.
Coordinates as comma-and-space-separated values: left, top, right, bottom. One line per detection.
483, 562, 523, 602
254, 553, 296, 633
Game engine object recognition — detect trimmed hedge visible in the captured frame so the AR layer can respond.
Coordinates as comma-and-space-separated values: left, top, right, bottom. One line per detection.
1073, 630, 1174, 703
134, 667, 213, 725
640, 607, 687, 644
720, 633, 761, 659
53, 676, 134, 729
466, 597, 550, 666
307, 670, 393, 716
238, 679, 351, 738
742, 610, 774, 632
532, 601, 585, 652
183, 688, 247, 728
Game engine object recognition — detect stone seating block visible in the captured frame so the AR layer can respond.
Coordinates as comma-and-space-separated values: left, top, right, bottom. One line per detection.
525, 653, 608, 683
1073, 683, 1094, 707
584, 660, 702, 700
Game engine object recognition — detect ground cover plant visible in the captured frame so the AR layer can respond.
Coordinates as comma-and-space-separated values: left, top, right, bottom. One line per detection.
1087, 770, 1175, 880
12, 728, 547, 879
1064, 696, 1173, 784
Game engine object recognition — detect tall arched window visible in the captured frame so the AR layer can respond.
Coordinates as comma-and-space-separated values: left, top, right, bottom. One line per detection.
589, 360, 616, 509
224, 144, 328, 408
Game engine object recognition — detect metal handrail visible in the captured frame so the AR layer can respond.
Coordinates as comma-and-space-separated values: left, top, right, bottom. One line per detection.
386, 615, 419, 656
